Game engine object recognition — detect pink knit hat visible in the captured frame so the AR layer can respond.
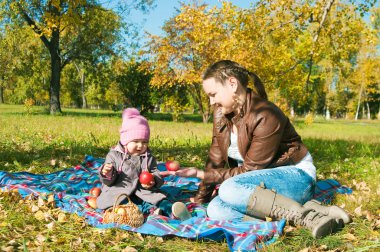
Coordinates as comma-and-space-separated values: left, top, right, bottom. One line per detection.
119, 108, 150, 145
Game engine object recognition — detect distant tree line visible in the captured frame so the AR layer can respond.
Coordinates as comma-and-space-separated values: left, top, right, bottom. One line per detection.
0, 0, 379, 122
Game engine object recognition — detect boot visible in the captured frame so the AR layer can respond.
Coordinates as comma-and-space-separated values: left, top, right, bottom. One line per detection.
246, 185, 341, 238
304, 199, 352, 224
193, 182, 216, 204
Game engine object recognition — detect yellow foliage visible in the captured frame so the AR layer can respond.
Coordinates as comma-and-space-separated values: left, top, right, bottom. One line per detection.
304, 113, 315, 126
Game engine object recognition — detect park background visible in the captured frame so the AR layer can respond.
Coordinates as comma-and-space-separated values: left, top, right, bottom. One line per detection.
0, 0, 379, 251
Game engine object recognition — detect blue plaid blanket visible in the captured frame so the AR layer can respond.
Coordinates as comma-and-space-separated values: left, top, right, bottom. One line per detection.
0, 156, 352, 251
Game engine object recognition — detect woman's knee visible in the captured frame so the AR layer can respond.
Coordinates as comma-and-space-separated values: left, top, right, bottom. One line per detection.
207, 196, 242, 221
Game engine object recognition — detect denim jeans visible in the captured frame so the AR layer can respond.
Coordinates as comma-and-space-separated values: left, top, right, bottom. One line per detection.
206, 166, 315, 221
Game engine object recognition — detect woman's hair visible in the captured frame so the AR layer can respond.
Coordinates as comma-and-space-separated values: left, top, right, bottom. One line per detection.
202, 60, 268, 100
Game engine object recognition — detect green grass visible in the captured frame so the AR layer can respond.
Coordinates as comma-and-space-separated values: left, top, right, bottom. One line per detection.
0, 104, 379, 251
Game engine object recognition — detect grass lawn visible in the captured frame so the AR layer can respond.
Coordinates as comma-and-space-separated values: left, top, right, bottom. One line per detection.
0, 104, 379, 251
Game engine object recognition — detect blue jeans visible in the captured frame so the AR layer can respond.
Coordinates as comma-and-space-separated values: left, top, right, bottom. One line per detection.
206, 166, 315, 221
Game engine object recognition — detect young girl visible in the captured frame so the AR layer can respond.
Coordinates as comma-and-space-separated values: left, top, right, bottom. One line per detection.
88, 108, 190, 221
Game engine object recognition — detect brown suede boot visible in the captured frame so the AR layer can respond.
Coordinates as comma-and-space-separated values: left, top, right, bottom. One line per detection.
246, 185, 341, 238
304, 199, 352, 224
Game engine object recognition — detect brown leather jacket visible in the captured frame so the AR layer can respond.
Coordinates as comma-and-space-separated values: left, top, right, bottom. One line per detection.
202, 88, 308, 185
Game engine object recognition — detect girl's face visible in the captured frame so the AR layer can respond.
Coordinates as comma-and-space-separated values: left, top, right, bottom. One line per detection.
125, 140, 148, 155
202, 77, 237, 115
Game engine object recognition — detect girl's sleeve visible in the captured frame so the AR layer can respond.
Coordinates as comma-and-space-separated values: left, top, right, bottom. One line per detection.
99, 152, 118, 186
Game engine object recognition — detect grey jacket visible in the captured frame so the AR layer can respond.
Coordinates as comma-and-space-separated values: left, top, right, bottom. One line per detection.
96, 142, 166, 209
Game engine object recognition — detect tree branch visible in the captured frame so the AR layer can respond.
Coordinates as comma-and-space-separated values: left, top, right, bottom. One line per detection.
305, 0, 335, 89
16, 3, 50, 49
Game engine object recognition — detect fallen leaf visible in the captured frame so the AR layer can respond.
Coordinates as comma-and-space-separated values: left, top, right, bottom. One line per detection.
31, 205, 39, 213
37, 196, 45, 207
342, 233, 357, 241
57, 212, 67, 222
354, 205, 362, 217
34, 211, 45, 221
46, 221, 55, 230
135, 232, 144, 241
156, 237, 164, 243
284, 225, 296, 233
298, 248, 311, 252
1, 246, 14, 252
122, 247, 138, 252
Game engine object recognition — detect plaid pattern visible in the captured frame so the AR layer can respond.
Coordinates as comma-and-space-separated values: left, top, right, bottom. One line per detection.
0, 155, 351, 251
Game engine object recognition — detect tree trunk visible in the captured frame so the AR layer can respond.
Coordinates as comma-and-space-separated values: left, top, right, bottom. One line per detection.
290, 105, 295, 118
0, 75, 4, 104
366, 102, 370, 119
325, 106, 331, 120
355, 83, 363, 120
0, 85, 4, 104
190, 83, 211, 123
81, 72, 87, 109
74, 62, 88, 109
49, 38, 62, 114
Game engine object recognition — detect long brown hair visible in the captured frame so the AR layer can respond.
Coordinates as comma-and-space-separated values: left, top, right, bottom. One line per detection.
202, 60, 268, 100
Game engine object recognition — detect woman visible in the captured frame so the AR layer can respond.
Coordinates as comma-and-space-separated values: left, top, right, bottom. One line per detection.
164, 60, 351, 238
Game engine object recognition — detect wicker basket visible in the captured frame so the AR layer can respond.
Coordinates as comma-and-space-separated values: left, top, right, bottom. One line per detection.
102, 193, 144, 228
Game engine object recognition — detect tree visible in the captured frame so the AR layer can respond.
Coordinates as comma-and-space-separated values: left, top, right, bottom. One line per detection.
1, 0, 154, 114
113, 59, 154, 113
146, 0, 377, 120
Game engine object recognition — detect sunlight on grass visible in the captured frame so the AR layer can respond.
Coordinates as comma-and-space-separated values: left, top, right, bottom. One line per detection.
0, 104, 379, 251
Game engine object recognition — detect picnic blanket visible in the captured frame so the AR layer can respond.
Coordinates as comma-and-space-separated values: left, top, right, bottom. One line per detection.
0, 155, 352, 252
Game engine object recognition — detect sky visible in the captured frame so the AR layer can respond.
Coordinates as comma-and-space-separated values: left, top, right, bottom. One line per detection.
130, 0, 253, 36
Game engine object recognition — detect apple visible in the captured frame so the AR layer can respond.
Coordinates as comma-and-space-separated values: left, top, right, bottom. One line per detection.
87, 197, 97, 209
139, 171, 154, 184
115, 207, 126, 215
89, 187, 101, 197
165, 160, 180, 171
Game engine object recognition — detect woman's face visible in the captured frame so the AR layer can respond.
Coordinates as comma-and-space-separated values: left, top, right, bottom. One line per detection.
202, 77, 237, 115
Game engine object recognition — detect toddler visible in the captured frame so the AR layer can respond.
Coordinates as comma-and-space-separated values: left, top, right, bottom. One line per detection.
89, 108, 190, 221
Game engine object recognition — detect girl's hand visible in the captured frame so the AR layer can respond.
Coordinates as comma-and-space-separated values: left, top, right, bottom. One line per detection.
141, 180, 155, 189
101, 163, 113, 177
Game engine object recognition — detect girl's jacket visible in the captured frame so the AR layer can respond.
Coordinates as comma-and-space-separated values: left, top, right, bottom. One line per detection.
96, 142, 166, 209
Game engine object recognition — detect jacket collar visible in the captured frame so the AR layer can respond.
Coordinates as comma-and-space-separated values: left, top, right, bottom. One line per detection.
114, 141, 150, 158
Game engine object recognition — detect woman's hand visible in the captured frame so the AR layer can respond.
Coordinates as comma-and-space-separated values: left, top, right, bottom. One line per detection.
160, 167, 204, 179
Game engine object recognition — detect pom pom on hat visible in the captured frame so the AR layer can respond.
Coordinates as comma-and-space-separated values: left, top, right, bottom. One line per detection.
120, 108, 150, 145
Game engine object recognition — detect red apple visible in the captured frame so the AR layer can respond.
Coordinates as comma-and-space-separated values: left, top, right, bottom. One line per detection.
87, 197, 97, 209
139, 171, 154, 184
165, 160, 180, 171
89, 187, 101, 197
